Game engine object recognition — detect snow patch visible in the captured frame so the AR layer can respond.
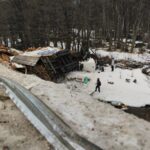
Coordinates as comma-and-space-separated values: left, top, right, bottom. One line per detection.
96, 49, 150, 63
81, 58, 96, 72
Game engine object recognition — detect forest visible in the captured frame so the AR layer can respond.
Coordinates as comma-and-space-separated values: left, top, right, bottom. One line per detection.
0, 0, 150, 52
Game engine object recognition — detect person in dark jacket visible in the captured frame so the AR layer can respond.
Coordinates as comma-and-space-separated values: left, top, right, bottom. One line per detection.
95, 78, 101, 93
111, 58, 115, 72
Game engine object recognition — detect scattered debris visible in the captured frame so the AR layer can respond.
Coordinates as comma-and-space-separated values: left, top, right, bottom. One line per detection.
135, 41, 145, 48
0, 120, 9, 124
26, 47, 36, 51
133, 79, 137, 83
0, 45, 22, 69
97, 99, 128, 110
108, 81, 114, 85
142, 66, 150, 76
116, 60, 143, 69
12, 48, 79, 82
0, 101, 5, 110
126, 79, 130, 83
125, 78, 137, 83
10, 48, 22, 56
90, 91, 95, 96
76, 78, 83, 83
3, 146, 9, 150
0, 95, 9, 101
0, 45, 79, 82
0, 45, 9, 51
111, 101, 128, 110
83, 76, 90, 84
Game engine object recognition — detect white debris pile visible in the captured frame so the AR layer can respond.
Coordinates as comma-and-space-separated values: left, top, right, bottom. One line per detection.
81, 58, 96, 72
23, 47, 61, 57
0, 64, 150, 150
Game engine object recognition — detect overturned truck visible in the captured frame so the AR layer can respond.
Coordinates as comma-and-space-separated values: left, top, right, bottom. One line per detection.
12, 48, 79, 82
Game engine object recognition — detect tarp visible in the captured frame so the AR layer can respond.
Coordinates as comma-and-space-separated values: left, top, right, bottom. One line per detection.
12, 55, 40, 66
23, 47, 60, 57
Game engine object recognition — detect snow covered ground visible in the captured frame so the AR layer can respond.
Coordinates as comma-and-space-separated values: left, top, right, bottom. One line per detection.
23, 47, 61, 57
1, 64, 150, 150
65, 49, 150, 107
95, 49, 150, 63
67, 67, 150, 107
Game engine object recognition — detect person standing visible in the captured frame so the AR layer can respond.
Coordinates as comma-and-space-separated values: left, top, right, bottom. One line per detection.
111, 58, 115, 71
95, 78, 101, 93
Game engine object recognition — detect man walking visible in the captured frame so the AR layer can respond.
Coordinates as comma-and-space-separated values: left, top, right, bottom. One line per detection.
95, 78, 101, 93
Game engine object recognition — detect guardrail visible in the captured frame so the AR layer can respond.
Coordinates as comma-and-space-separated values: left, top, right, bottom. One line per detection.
0, 76, 102, 150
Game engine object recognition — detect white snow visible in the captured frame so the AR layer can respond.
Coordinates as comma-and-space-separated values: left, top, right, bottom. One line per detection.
77, 49, 150, 107
81, 58, 96, 72
0, 64, 150, 150
10, 48, 23, 55
68, 67, 150, 107
12, 63, 25, 68
95, 49, 150, 63
123, 38, 132, 43
22, 47, 61, 57
135, 41, 144, 44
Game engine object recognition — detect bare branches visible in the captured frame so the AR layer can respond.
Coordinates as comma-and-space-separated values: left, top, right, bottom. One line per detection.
0, 0, 149, 51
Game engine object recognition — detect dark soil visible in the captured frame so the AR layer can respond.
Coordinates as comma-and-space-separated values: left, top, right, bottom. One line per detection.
97, 98, 150, 122
125, 106, 150, 122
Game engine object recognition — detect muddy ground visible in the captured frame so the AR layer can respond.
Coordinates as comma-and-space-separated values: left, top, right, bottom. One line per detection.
125, 106, 150, 122
0, 87, 53, 150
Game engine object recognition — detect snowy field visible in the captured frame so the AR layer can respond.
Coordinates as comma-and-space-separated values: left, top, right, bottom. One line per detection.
66, 50, 150, 107
67, 67, 150, 107
0, 63, 150, 149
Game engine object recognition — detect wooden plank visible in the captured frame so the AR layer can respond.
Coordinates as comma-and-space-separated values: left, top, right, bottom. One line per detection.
12, 55, 40, 66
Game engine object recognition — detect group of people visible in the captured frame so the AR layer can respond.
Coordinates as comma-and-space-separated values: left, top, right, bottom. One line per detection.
95, 58, 115, 93
96, 58, 115, 72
